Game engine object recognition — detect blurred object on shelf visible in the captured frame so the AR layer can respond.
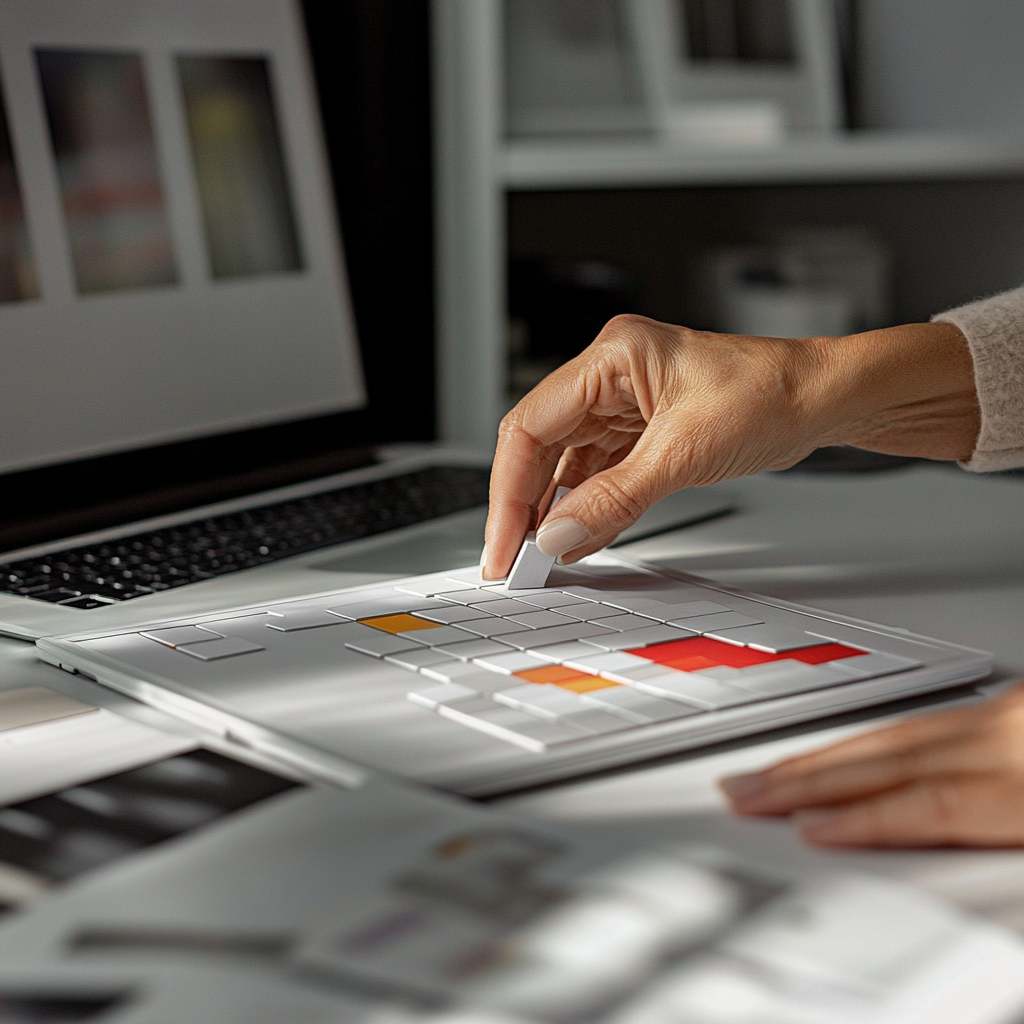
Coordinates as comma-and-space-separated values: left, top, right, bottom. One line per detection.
507, 257, 639, 400
504, 0, 652, 137
633, 0, 845, 140
504, 0, 848, 143
705, 227, 891, 338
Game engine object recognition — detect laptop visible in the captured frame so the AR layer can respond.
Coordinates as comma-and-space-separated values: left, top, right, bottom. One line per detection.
0, 0, 730, 642
38, 550, 991, 796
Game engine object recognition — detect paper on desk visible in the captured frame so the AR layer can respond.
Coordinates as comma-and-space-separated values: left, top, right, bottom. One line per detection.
293, 829, 1024, 1024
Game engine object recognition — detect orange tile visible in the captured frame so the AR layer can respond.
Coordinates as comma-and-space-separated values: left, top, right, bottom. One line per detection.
516, 665, 583, 685
360, 613, 439, 634
558, 677, 619, 694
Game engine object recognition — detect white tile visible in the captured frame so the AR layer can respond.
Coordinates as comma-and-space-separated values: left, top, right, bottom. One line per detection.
708, 624, 819, 652
177, 636, 265, 661
452, 618, 523, 638
515, 593, 584, 609
422, 660, 502, 683
530, 641, 608, 663
415, 605, 495, 625
562, 651, 652, 676
384, 648, 451, 671
547, 601, 626, 621
829, 652, 920, 678
673, 611, 765, 637
506, 531, 557, 590
638, 600, 729, 622
434, 638, 515, 661
266, 608, 348, 632
504, 609, 575, 629
471, 651, 549, 674
629, 672, 752, 710
560, 707, 634, 736
394, 576, 477, 597
407, 682, 478, 709
593, 613, 659, 632
581, 688, 697, 723
343, 628, 424, 658
472, 598, 537, 616
437, 589, 504, 606
494, 684, 581, 717
141, 625, 222, 648
499, 622, 609, 651
327, 595, 421, 620
437, 703, 582, 751
727, 660, 836, 699
581, 625, 694, 652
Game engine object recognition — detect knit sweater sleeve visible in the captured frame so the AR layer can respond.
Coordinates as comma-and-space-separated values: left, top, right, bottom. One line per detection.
933, 285, 1024, 471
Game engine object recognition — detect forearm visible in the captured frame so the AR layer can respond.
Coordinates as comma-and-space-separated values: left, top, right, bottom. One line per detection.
803, 322, 980, 462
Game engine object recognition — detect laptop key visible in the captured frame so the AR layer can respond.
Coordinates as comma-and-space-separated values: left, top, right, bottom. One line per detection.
560, 707, 635, 736
544, 600, 628, 621
473, 598, 540, 616
727, 660, 840, 699
529, 640, 608, 663
177, 636, 265, 661
828, 652, 920, 678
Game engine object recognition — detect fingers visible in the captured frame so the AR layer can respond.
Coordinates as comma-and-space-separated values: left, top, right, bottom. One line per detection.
798, 777, 1024, 848
535, 415, 680, 561
483, 367, 590, 579
721, 731, 991, 816
759, 702, 984, 780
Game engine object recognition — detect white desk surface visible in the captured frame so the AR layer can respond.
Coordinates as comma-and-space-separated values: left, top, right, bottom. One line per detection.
498, 465, 1024, 932
3, 465, 1024, 931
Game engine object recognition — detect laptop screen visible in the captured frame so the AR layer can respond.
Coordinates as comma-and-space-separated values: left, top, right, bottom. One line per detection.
0, 0, 364, 475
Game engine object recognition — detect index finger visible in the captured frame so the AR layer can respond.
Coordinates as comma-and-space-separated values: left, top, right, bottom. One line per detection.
483, 364, 590, 579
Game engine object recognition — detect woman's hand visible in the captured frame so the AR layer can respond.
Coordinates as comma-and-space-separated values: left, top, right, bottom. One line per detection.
720, 684, 1024, 848
482, 315, 977, 580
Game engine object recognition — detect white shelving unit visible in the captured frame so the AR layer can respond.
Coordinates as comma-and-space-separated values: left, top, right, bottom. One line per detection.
433, 0, 1024, 446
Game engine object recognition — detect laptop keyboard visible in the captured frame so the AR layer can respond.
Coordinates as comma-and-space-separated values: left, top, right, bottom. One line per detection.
0, 466, 489, 609
131, 565, 923, 754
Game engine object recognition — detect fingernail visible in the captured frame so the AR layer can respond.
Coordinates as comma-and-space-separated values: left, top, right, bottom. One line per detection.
536, 517, 589, 558
719, 772, 768, 802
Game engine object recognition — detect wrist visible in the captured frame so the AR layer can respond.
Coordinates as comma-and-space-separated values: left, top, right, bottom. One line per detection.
801, 322, 980, 461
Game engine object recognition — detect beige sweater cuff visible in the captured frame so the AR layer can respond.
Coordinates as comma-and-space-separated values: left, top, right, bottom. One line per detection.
933, 284, 1024, 472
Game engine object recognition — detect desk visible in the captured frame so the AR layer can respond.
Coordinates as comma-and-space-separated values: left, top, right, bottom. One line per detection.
499, 466, 1024, 931
4, 465, 1024, 932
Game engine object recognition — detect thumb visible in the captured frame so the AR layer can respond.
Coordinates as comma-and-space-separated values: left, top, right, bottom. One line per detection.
535, 429, 675, 560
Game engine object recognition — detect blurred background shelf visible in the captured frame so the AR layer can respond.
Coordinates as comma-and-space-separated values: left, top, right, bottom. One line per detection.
434, 0, 1024, 447
501, 132, 1024, 190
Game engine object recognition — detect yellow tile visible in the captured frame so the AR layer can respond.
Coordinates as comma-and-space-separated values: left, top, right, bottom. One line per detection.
559, 676, 619, 694
360, 613, 439, 634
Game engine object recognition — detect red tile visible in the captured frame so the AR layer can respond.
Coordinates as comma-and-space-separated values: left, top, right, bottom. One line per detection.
631, 637, 777, 669
790, 642, 866, 665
